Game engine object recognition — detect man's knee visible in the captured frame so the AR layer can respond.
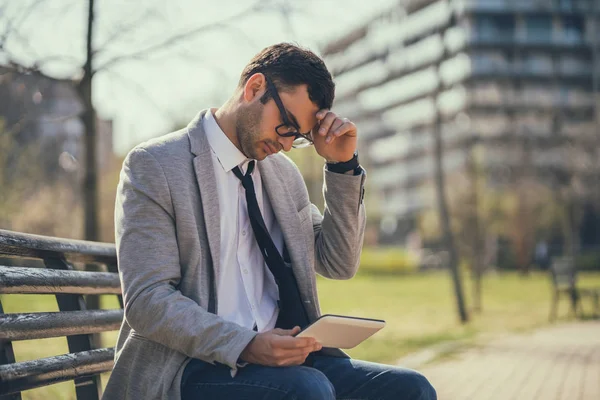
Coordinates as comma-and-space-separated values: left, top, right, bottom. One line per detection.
407, 371, 437, 400
289, 367, 335, 400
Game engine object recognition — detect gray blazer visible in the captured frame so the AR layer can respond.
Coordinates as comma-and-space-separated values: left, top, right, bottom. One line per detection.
102, 110, 367, 400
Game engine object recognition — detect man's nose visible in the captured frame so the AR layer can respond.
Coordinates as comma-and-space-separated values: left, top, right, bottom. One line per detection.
278, 136, 294, 152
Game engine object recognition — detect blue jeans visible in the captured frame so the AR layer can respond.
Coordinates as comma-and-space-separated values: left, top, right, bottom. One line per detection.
181, 354, 437, 400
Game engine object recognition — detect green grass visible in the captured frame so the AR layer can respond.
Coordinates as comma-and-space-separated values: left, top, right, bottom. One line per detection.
316, 270, 600, 363
2, 271, 599, 399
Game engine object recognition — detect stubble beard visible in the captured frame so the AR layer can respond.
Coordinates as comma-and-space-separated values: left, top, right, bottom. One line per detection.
235, 103, 263, 160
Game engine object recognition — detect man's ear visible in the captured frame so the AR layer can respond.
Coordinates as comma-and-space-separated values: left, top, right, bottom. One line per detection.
243, 73, 266, 103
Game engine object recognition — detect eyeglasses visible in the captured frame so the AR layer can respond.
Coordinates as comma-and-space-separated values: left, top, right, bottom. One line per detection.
265, 76, 314, 148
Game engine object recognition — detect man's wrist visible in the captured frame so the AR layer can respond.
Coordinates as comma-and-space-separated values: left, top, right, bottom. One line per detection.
326, 151, 360, 174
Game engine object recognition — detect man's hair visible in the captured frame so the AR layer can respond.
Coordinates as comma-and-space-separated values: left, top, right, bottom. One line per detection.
238, 43, 335, 110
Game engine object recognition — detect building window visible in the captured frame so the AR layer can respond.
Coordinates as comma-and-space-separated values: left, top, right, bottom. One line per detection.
472, 50, 510, 73
574, 0, 593, 12
559, 83, 591, 106
558, 55, 589, 75
557, 0, 575, 11
524, 15, 553, 43
561, 16, 584, 43
471, 0, 507, 11
474, 15, 515, 42
556, 0, 590, 11
520, 53, 553, 75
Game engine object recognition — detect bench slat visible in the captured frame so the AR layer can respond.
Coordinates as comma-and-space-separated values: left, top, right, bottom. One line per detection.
0, 266, 121, 295
0, 229, 116, 263
0, 348, 114, 395
0, 310, 123, 340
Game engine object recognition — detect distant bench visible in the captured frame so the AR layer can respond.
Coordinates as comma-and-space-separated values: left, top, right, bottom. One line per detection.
0, 229, 122, 399
549, 255, 600, 320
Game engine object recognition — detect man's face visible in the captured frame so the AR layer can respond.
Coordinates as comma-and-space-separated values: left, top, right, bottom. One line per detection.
236, 81, 319, 161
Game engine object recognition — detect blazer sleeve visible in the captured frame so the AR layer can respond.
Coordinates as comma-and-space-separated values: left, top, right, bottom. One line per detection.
114, 147, 257, 370
311, 167, 367, 279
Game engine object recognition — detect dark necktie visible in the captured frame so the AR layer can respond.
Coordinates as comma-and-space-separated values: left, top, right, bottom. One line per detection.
232, 161, 309, 330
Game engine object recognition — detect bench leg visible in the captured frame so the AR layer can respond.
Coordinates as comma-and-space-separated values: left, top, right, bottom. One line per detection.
569, 289, 580, 319
549, 291, 559, 322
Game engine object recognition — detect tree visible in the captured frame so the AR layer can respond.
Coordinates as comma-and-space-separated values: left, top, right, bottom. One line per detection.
431, 12, 468, 324
0, 0, 269, 241
431, 112, 468, 323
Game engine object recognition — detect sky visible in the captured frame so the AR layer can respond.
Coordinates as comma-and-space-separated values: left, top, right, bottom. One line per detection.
1, 0, 398, 155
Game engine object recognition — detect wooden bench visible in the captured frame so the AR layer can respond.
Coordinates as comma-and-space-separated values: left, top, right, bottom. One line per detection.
549, 255, 600, 321
0, 229, 122, 399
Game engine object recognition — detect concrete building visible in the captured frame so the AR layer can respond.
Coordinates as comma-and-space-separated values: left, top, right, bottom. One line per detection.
322, 0, 599, 244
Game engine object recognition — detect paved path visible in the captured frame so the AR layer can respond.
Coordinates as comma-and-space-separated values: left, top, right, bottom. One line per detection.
416, 322, 600, 400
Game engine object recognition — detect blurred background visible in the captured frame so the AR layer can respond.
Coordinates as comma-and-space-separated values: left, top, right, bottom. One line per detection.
1, 0, 600, 398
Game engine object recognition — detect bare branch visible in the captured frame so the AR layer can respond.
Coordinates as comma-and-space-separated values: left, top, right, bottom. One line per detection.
94, 8, 161, 55
95, 1, 262, 72
255, 0, 325, 42
0, 62, 76, 85
0, 0, 84, 77
271, 0, 298, 38
214, 23, 259, 49
98, 68, 178, 127
152, 20, 258, 68
173, 49, 230, 82
0, 0, 47, 49
0, 31, 40, 64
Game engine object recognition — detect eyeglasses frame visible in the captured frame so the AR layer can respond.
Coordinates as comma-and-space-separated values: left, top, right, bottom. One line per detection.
264, 75, 314, 148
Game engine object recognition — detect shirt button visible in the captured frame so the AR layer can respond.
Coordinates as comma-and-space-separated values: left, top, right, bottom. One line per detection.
243, 269, 249, 274
250, 304, 255, 310
242, 230, 247, 236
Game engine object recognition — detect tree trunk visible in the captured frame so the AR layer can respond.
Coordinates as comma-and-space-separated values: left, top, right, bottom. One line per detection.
565, 199, 582, 259
78, 0, 101, 348
468, 148, 483, 312
515, 181, 532, 275
79, 0, 98, 243
592, 0, 600, 244
433, 116, 469, 324
430, 13, 469, 323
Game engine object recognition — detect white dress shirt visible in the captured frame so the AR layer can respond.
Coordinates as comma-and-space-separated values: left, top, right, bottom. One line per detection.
203, 109, 283, 333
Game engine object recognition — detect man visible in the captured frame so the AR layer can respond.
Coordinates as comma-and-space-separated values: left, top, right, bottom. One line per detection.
104, 43, 436, 400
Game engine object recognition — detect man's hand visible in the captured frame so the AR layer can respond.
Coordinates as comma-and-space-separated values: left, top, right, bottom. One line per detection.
239, 326, 322, 367
312, 109, 357, 163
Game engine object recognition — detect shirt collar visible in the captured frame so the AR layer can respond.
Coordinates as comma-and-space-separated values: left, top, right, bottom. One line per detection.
203, 109, 253, 173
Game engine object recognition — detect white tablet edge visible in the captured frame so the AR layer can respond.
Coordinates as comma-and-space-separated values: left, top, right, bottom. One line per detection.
296, 315, 386, 338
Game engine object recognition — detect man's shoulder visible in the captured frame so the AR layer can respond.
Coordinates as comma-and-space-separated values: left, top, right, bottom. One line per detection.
126, 128, 191, 164
265, 153, 311, 207
268, 152, 303, 178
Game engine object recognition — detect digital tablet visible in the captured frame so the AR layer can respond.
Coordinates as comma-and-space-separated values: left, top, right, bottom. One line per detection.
295, 314, 385, 349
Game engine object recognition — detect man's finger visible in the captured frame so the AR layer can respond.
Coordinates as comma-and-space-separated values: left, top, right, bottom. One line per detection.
318, 112, 337, 136
272, 335, 316, 349
316, 109, 329, 120
326, 119, 345, 143
333, 119, 354, 136
271, 326, 301, 336
276, 346, 313, 359
332, 122, 356, 138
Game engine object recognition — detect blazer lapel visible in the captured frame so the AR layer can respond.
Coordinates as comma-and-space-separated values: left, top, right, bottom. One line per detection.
187, 111, 315, 317
258, 158, 314, 304
188, 110, 222, 288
